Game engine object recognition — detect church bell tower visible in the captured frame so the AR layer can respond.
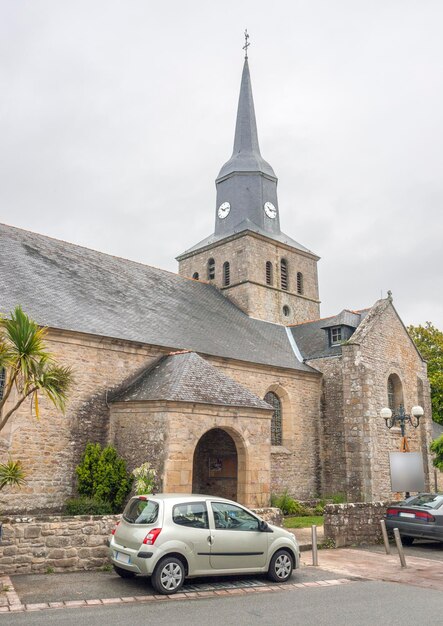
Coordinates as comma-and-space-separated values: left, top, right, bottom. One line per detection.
177, 51, 320, 326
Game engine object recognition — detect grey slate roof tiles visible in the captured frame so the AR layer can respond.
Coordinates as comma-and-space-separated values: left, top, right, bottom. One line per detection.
289, 309, 369, 360
111, 351, 273, 409
0, 223, 315, 373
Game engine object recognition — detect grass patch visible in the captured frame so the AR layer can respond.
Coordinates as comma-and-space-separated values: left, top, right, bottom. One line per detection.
283, 515, 324, 529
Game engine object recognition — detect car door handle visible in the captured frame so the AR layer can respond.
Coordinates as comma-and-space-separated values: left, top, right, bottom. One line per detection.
207, 535, 213, 545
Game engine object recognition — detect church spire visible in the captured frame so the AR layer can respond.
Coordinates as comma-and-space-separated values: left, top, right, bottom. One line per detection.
214, 53, 280, 238
217, 58, 276, 180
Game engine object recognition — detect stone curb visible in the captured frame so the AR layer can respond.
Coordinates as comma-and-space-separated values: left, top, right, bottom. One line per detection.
0, 577, 357, 613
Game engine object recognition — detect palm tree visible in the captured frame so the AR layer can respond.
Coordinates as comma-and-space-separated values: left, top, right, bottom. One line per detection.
0, 306, 73, 434
0, 459, 26, 491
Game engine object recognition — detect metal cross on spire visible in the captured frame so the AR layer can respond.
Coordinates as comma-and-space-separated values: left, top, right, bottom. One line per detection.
243, 29, 250, 59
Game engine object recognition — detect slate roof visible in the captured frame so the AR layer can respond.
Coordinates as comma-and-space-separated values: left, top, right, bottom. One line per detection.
177, 221, 316, 259
289, 309, 369, 360
111, 351, 273, 409
0, 223, 316, 373
216, 59, 276, 180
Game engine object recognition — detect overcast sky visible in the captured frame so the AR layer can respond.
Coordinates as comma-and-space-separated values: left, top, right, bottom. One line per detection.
1, 1, 442, 328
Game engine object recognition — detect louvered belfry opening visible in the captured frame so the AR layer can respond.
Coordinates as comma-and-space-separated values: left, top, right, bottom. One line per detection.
266, 261, 273, 285
264, 391, 282, 446
297, 271, 303, 294
280, 259, 288, 291
207, 258, 215, 280
223, 261, 230, 286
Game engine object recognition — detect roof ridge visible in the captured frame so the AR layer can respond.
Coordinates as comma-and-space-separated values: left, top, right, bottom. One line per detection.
168, 351, 196, 398
289, 307, 369, 328
0, 221, 184, 281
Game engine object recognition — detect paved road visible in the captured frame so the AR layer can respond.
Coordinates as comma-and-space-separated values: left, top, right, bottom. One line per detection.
10, 565, 342, 605
2, 581, 442, 625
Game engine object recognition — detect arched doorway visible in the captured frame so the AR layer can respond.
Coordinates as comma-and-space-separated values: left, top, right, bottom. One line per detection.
192, 428, 238, 500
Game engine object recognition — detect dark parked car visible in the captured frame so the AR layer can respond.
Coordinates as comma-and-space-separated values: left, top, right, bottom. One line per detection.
385, 493, 443, 544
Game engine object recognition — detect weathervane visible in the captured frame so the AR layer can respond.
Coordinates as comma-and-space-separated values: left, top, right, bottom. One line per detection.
243, 29, 250, 59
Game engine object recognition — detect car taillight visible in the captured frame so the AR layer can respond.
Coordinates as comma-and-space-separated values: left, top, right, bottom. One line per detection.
143, 528, 162, 545
111, 521, 120, 535
415, 511, 435, 522
387, 508, 400, 516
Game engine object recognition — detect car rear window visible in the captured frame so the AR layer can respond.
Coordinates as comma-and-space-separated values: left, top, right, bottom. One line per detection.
123, 498, 159, 524
405, 494, 443, 509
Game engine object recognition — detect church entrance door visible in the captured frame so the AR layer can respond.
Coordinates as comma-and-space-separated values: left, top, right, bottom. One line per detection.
192, 428, 238, 500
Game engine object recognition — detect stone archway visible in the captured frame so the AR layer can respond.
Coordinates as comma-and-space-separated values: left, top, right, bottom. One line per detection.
192, 428, 238, 500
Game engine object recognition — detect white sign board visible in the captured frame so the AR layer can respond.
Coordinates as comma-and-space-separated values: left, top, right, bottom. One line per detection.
389, 452, 425, 492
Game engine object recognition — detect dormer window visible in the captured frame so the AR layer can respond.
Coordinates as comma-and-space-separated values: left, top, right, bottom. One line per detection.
192, 272, 199, 280
330, 326, 342, 346
207, 258, 215, 280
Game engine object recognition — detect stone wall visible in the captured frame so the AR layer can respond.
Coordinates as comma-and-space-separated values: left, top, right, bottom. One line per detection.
178, 232, 320, 325
209, 357, 322, 500
0, 329, 167, 514
1, 325, 322, 514
0, 515, 119, 575
0, 508, 282, 575
307, 356, 346, 497
110, 400, 273, 508
324, 502, 389, 547
311, 300, 434, 503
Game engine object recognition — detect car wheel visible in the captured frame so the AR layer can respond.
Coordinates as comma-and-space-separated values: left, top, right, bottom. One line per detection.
400, 535, 414, 546
152, 556, 185, 595
113, 564, 136, 578
267, 549, 293, 583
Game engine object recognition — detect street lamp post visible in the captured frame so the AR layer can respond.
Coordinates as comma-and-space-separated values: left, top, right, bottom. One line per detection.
380, 404, 424, 497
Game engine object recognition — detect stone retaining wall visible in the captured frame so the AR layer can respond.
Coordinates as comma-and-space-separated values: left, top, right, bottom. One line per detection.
0, 515, 120, 575
0, 508, 282, 575
324, 502, 389, 547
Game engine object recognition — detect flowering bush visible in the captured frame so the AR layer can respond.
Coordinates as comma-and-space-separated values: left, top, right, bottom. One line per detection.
132, 462, 158, 495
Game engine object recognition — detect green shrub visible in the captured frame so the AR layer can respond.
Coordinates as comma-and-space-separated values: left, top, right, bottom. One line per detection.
65, 496, 113, 515
76, 443, 101, 498
330, 492, 347, 504
313, 502, 325, 515
75, 443, 133, 512
271, 490, 311, 516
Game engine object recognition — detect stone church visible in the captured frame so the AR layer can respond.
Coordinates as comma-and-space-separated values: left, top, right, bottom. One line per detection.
0, 58, 434, 514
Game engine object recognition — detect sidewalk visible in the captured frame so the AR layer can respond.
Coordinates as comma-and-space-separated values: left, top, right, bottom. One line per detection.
288, 525, 325, 551
303, 547, 443, 592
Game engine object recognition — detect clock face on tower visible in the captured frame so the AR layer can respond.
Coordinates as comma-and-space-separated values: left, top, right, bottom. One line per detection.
264, 202, 277, 219
218, 202, 231, 219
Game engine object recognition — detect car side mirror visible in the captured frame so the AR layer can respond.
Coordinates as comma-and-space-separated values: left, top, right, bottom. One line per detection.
259, 520, 269, 532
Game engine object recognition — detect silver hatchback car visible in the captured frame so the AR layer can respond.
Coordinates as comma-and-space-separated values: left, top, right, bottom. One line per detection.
108, 493, 300, 594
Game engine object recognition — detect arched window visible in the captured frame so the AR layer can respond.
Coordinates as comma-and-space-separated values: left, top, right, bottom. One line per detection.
192, 272, 199, 280
207, 258, 215, 280
223, 262, 230, 286
0, 367, 6, 401
264, 391, 282, 446
283, 305, 290, 317
387, 374, 403, 411
266, 261, 273, 285
297, 271, 304, 295
280, 259, 288, 291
